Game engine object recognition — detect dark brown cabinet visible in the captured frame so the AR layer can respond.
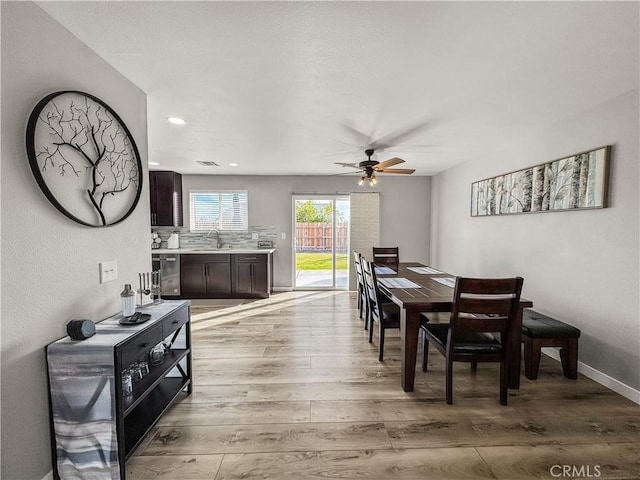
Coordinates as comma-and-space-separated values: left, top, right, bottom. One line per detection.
181, 254, 232, 298
150, 170, 183, 226
47, 301, 192, 480
180, 253, 271, 299
232, 254, 270, 298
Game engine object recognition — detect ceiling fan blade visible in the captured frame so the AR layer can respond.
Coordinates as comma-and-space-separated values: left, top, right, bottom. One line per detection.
369, 119, 433, 150
376, 168, 416, 174
375, 157, 405, 169
333, 162, 361, 169
339, 123, 374, 148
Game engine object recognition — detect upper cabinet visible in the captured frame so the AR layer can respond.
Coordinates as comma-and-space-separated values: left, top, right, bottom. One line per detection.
150, 171, 183, 226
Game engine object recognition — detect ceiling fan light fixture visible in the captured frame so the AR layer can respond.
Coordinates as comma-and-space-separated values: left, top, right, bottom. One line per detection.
358, 172, 378, 188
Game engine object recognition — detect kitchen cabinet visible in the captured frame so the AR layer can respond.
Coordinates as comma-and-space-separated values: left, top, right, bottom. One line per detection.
150, 170, 183, 226
232, 254, 270, 298
47, 301, 192, 480
179, 252, 272, 299
181, 254, 231, 298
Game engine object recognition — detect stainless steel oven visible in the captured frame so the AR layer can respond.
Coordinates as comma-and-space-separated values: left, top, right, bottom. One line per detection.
152, 254, 181, 297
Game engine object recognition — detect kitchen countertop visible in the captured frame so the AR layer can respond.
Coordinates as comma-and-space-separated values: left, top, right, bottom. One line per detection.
153, 248, 275, 255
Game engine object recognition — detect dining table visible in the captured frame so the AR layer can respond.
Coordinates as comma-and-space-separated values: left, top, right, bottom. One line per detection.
375, 262, 533, 392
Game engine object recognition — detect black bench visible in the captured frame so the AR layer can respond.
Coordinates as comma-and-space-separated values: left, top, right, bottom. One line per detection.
522, 309, 581, 380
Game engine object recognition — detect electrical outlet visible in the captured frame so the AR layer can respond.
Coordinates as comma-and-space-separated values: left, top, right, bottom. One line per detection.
281, 232, 286, 240
252, 233, 259, 240
99, 260, 118, 283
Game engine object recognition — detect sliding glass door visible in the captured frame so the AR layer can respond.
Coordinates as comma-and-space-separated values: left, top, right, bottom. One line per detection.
293, 196, 350, 289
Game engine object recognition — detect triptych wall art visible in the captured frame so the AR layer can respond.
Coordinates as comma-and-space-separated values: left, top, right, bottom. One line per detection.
470, 146, 610, 217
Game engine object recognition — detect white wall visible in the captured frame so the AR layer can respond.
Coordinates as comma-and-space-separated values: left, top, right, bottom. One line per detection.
431, 90, 640, 394
181, 175, 431, 288
1, 3, 150, 478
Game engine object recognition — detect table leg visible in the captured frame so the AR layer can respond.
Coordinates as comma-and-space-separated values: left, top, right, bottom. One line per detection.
507, 306, 523, 389
400, 308, 421, 392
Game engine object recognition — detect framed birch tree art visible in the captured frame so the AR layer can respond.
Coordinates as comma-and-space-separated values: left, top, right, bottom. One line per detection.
470, 146, 610, 217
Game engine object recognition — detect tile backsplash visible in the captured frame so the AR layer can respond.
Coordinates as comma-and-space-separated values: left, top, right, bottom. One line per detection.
152, 226, 277, 250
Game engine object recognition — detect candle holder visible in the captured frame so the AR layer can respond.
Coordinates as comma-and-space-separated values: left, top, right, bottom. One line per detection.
151, 283, 163, 305
138, 270, 162, 306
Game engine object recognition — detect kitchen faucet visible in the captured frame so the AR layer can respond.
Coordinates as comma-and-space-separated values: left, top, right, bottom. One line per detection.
206, 229, 223, 249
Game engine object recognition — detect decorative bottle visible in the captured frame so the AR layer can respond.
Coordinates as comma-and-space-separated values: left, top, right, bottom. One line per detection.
120, 284, 136, 317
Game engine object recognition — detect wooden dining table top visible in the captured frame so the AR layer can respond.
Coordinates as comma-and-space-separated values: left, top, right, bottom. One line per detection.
376, 263, 460, 311
374, 262, 532, 392
376, 262, 532, 311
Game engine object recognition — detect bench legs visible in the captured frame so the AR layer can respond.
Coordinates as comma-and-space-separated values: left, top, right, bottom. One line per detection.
524, 337, 542, 380
523, 336, 578, 380
560, 338, 579, 380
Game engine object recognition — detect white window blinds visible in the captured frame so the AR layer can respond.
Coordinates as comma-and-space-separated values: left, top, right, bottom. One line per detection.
189, 190, 248, 231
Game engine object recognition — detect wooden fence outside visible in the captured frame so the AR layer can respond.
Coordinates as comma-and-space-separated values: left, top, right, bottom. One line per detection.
296, 222, 349, 252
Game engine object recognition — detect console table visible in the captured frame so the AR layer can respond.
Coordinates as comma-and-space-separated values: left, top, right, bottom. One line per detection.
46, 300, 192, 480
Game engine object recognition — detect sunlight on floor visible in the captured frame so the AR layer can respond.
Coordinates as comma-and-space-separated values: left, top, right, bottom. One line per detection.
190, 291, 347, 331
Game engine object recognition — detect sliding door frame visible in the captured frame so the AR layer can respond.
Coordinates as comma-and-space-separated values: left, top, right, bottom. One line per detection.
292, 194, 350, 290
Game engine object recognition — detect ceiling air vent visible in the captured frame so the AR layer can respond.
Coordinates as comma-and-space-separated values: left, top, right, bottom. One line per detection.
196, 161, 220, 167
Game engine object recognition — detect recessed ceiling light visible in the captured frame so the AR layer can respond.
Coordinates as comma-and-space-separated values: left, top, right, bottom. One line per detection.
148, 162, 160, 167
229, 163, 239, 167
167, 117, 186, 125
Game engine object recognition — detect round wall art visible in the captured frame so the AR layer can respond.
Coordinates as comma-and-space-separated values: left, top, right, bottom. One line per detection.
26, 91, 143, 227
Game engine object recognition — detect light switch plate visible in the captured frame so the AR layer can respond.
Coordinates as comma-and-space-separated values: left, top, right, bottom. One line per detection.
100, 260, 118, 283
281, 232, 286, 239
252, 233, 259, 240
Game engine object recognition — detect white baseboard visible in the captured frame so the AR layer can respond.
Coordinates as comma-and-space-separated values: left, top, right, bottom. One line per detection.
272, 286, 294, 292
542, 349, 640, 404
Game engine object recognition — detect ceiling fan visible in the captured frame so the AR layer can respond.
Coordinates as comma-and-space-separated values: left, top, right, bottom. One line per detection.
334, 149, 415, 186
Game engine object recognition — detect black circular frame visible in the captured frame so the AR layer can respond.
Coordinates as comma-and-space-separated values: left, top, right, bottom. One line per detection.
26, 90, 143, 227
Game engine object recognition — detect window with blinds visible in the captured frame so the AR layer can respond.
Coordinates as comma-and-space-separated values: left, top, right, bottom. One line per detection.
189, 190, 248, 231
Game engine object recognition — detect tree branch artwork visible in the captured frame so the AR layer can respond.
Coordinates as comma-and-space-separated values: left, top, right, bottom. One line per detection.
26, 91, 142, 227
470, 146, 610, 217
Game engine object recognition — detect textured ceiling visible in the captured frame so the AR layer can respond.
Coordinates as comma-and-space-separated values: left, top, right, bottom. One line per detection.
37, 1, 638, 176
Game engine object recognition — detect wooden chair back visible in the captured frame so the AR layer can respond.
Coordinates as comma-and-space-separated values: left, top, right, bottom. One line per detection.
353, 251, 366, 321
361, 256, 401, 360
448, 277, 524, 353
360, 257, 378, 314
353, 251, 364, 289
372, 247, 399, 265
421, 276, 524, 405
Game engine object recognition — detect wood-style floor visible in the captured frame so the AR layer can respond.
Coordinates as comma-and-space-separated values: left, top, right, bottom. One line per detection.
127, 291, 640, 479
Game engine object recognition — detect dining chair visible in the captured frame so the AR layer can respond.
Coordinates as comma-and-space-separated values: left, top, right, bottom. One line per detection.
352, 251, 368, 327
372, 247, 399, 265
361, 257, 400, 361
420, 276, 524, 405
